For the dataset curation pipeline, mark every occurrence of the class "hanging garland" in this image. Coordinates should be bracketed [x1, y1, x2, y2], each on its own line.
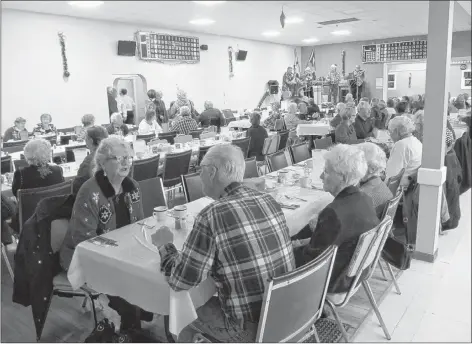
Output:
[341, 50, 346, 76]
[228, 46, 234, 78]
[58, 32, 70, 79]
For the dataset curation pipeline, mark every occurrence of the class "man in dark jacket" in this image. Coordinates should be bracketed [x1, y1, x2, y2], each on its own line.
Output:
[107, 87, 118, 118]
[454, 117, 471, 194]
[198, 101, 225, 131]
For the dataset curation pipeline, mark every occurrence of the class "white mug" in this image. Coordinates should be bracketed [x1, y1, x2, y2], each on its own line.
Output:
[153, 206, 168, 222]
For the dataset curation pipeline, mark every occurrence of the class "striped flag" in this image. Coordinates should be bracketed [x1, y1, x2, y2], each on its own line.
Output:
[294, 48, 300, 76]
[307, 47, 316, 71]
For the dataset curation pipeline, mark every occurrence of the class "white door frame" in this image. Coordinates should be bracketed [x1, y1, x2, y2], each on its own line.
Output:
[382, 61, 427, 99]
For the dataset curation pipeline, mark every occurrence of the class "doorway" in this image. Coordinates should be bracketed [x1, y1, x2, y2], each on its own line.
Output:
[111, 74, 147, 125]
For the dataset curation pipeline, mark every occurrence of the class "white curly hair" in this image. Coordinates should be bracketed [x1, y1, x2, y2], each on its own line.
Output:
[324, 144, 368, 187]
[357, 142, 387, 178]
[24, 139, 52, 166]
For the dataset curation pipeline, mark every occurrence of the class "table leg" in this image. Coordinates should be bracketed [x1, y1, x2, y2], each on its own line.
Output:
[164, 315, 175, 342]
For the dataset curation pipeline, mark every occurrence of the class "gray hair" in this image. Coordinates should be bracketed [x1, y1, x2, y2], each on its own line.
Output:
[94, 137, 131, 173]
[357, 101, 371, 117]
[110, 112, 123, 125]
[202, 144, 245, 183]
[40, 113, 52, 122]
[287, 102, 298, 114]
[24, 138, 51, 166]
[336, 102, 346, 113]
[357, 142, 387, 178]
[180, 106, 191, 116]
[388, 116, 415, 137]
[204, 101, 213, 109]
[324, 144, 367, 187]
[345, 93, 353, 102]
[81, 114, 95, 127]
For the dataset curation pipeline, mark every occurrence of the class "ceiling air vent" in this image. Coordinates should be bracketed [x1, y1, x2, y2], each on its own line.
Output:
[318, 18, 360, 26]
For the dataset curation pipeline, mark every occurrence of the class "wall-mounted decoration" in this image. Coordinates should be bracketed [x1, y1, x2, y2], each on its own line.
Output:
[228, 46, 234, 78]
[387, 73, 396, 90]
[460, 64, 467, 70]
[341, 50, 346, 76]
[408, 73, 412, 88]
[280, 6, 286, 28]
[362, 39, 427, 64]
[136, 31, 200, 64]
[57, 32, 70, 80]
[461, 70, 471, 89]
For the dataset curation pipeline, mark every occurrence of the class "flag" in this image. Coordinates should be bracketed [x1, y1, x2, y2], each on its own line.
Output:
[307, 47, 316, 71]
[294, 48, 300, 76]
[280, 8, 286, 28]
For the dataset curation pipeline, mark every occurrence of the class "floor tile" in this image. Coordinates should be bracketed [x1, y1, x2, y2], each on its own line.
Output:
[412, 313, 471, 342]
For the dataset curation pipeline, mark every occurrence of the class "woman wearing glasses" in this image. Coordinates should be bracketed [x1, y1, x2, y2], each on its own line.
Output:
[60, 137, 152, 336]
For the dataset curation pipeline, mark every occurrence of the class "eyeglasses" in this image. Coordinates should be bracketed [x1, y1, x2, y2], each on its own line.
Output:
[108, 155, 133, 164]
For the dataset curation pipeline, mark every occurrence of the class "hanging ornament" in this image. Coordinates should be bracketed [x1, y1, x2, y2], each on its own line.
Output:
[341, 50, 346, 76]
[228, 46, 234, 78]
[280, 6, 286, 28]
[58, 32, 70, 80]
[408, 73, 412, 88]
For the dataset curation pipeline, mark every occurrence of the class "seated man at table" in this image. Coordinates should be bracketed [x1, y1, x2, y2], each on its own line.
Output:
[292, 144, 379, 293]
[198, 101, 225, 129]
[107, 113, 129, 136]
[247, 112, 268, 162]
[153, 144, 295, 342]
[354, 101, 377, 140]
[60, 137, 153, 334]
[170, 105, 199, 135]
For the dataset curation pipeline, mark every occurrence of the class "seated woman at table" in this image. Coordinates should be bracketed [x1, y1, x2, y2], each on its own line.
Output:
[3, 117, 29, 141]
[247, 112, 268, 162]
[293, 144, 379, 293]
[284, 102, 311, 131]
[60, 137, 153, 333]
[307, 98, 320, 119]
[72, 125, 109, 195]
[170, 106, 199, 135]
[357, 142, 393, 218]
[106, 113, 129, 136]
[385, 116, 422, 187]
[32, 113, 57, 136]
[330, 102, 347, 128]
[138, 110, 162, 135]
[76, 114, 95, 142]
[262, 105, 281, 130]
[298, 102, 308, 120]
[334, 108, 363, 144]
[11, 138, 64, 198]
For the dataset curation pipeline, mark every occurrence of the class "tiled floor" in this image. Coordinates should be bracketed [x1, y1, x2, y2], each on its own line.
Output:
[354, 190, 471, 343]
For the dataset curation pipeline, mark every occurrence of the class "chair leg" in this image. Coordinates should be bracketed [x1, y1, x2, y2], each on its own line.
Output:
[362, 281, 391, 340]
[1, 243, 14, 282]
[385, 262, 402, 295]
[324, 299, 349, 342]
[378, 260, 388, 281]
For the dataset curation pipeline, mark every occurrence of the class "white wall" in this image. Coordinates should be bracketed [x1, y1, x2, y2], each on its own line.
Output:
[1, 10, 299, 131]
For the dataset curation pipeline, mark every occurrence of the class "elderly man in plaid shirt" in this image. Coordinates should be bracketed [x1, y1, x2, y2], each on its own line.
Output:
[170, 105, 199, 135]
[152, 144, 295, 342]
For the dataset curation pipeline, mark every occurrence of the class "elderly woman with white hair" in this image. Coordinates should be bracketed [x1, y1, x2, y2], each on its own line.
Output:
[11, 139, 64, 198]
[354, 100, 377, 139]
[357, 142, 394, 218]
[170, 105, 199, 135]
[284, 102, 311, 131]
[330, 102, 347, 128]
[386, 116, 422, 187]
[153, 144, 294, 342]
[32, 113, 57, 135]
[294, 144, 379, 293]
[106, 112, 129, 136]
[60, 137, 153, 334]
[77, 114, 95, 141]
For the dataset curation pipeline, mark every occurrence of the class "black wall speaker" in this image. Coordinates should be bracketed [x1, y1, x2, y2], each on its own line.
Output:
[236, 50, 247, 61]
[268, 80, 279, 94]
[200, 45, 208, 51]
[117, 40, 136, 56]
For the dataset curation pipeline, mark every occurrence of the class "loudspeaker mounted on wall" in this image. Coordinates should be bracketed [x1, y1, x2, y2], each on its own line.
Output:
[117, 40, 137, 56]
[200, 45, 208, 51]
[236, 50, 247, 61]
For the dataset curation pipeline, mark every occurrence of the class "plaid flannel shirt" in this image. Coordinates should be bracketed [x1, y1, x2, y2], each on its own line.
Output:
[159, 182, 295, 323]
[170, 116, 198, 135]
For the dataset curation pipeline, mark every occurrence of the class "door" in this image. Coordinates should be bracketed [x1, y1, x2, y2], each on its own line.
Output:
[112, 75, 147, 125]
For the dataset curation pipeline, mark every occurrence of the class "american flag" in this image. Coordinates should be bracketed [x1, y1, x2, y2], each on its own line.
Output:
[307, 47, 316, 71]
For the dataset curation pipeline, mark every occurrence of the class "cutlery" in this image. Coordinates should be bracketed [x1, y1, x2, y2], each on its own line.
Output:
[285, 195, 307, 202]
[277, 202, 300, 210]
[311, 185, 324, 191]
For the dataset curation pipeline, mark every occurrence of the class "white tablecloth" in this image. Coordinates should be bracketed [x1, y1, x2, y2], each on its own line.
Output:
[296, 123, 331, 136]
[67, 154, 333, 337]
[228, 119, 251, 129]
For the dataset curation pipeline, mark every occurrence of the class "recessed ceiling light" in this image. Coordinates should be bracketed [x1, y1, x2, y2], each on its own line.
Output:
[193, 1, 226, 5]
[262, 31, 280, 37]
[331, 30, 351, 36]
[68, 1, 104, 8]
[285, 17, 304, 24]
[302, 38, 319, 43]
[189, 18, 215, 25]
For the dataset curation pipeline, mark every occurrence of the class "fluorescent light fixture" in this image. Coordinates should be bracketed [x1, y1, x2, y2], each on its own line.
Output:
[193, 1, 226, 5]
[189, 18, 215, 25]
[262, 31, 280, 37]
[68, 1, 104, 8]
[331, 30, 351, 36]
[302, 38, 319, 43]
[285, 17, 304, 24]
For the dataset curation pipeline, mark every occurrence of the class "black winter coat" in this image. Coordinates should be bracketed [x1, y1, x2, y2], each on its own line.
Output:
[442, 149, 462, 230]
[13, 194, 75, 339]
[454, 132, 471, 194]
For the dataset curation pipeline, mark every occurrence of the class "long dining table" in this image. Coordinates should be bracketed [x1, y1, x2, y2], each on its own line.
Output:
[67, 151, 332, 339]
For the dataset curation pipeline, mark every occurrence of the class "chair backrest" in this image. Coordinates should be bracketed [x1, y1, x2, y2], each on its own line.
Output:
[158, 131, 178, 144]
[256, 246, 338, 343]
[232, 137, 251, 158]
[381, 191, 403, 223]
[137, 177, 167, 218]
[58, 127, 75, 134]
[244, 157, 259, 179]
[65, 145, 87, 163]
[148, 139, 169, 146]
[290, 142, 311, 165]
[181, 172, 205, 203]
[262, 135, 280, 156]
[386, 168, 405, 196]
[189, 129, 204, 139]
[314, 136, 333, 150]
[277, 130, 290, 151]
[18, 180, 73, 233]
[266, 150, 289, 172]
[274, 119, 285, 131]
[198, 145, 212, 166]
[2, 141, 27, 154]
[162, 150, 192, 188]
[13, 159, 28, 172]
[200, 132, 217, 140]
[174, 134, 193, 144]
[130, 155, 160, 182]
[136, 133, 156, 143]
[222, 109, 235, 125]
[51, 218, 70, 253]
[1, 156, 12, 174]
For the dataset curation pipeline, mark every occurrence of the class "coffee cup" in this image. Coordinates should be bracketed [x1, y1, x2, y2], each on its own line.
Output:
[153, 206, 168, 222]
[175, 143, 182, 150]
[300, 176, 311, 188]
[277, 171, 289, 184]
[173, 205, 188, 230]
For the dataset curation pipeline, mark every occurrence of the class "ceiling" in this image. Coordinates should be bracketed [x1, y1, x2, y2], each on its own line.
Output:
[2, 1, 471, 46]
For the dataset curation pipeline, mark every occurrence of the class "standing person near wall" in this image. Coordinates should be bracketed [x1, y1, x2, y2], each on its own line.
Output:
[107, 87, 118, 119]
[117, 89, 136, 125]
[326, 64, 341, 105]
